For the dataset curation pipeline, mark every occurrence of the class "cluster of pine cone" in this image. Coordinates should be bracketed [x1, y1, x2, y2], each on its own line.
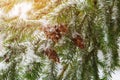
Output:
[42, 24, 85, 63]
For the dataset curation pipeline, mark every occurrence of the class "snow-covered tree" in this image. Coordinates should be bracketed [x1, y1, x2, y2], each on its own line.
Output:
[0, 0, 120, 80]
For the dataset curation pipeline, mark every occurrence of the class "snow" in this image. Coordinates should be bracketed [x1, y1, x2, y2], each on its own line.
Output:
[112, 69, 120, 80]
[0, 0, 120, 80]
[8, 2, 32, 19]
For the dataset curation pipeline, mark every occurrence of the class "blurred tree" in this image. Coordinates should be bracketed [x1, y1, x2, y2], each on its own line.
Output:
[0, 0, 120, 80]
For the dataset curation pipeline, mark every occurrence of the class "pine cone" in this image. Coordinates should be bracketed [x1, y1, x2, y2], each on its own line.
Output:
[72, 35, 85, 49]
[43, 24, 68, 43]
[58, 24, 68, 35]
[44, 48, 60, 63]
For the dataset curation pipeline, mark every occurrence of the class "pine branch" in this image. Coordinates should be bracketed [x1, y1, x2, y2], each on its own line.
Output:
[24, 62, 42, 80]
[57, 64, 69, 80]
[0, 0, 120, 80]
[49, 61, 56, 80]
[0, 61, 18, 80]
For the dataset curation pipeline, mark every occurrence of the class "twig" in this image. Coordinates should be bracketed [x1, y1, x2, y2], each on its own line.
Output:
[57, 64, 69, 80]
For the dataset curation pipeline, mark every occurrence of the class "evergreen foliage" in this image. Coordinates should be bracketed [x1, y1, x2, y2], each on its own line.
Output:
[0, 0, 120, 80]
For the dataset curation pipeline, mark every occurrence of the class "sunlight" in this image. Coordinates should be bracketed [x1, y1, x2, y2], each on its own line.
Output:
[0, 9, 4, 18]
[8, 2, 32, 19]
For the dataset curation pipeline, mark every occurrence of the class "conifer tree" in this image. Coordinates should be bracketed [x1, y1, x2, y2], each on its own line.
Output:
[0, 0, 120, 80]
